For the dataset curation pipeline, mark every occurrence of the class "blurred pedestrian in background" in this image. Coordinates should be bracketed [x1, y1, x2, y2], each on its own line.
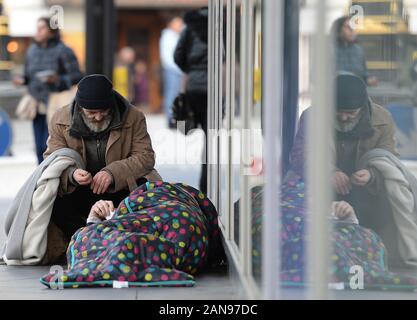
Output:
[13, 16, 83, 164]
[332, 16, 379, 87]
[174, 7, 208, 194]
[134, 59, 149, 108]
[160, 16, 184, 126]
[113, 46, 136, 103]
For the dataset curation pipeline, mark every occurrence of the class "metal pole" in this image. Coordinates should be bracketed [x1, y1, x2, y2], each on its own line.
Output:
[86, 0, 115, 78]
[307, 0, 333, 300]
[262, 0, 284, 300]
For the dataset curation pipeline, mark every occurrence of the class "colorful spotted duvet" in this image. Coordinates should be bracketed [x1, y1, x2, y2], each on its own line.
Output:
[251, 176, 417, 291]
[40, 181, 221, 288]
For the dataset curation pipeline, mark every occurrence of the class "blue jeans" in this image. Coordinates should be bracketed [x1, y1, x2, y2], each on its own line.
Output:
[33, 113, 48, 164]
[162, 68, 182, 122]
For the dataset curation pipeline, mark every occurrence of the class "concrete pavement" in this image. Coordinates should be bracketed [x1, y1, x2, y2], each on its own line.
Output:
[0, 113, 237, 300]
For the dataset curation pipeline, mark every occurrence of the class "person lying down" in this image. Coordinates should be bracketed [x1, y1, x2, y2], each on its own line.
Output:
[40, 181, 222, 288]
[250, 178, 417, 291]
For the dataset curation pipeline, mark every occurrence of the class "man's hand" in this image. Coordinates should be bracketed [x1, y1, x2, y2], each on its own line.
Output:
[91, 171, 113, 194]
[351, 169, 371, 186]
[89, 200, 114, 220]
[332, 201, 355, 220]
[332, 171, 352, 195]
[73, 169, 92, 186]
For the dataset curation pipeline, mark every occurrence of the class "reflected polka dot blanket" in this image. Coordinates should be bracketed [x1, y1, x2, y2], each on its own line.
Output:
[251, 177, 417, 291]
[40, 181, 220, 288]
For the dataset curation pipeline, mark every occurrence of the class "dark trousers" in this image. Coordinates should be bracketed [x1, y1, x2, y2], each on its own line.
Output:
[33, 113, 49, 164]
[187, 92, 208, 194]
[51, 186, 130, 240]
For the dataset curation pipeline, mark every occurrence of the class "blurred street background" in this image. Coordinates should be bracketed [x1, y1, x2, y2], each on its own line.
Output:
[0, 0, 225, 299]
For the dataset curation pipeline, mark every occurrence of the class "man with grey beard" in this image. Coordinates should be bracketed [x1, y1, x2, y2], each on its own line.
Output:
[332, 73, 398, 200]
[289, 73, 398, 242]
[44, 74, 161, 244]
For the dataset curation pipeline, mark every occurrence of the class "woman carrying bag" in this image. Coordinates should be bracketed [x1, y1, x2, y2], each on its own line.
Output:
[14, 16, 83, 164]
[174, 7, 209, 194]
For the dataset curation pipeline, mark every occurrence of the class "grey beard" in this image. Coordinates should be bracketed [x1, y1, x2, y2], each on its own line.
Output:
[335, 115, 361, 133]
[81, 112, 112, 133]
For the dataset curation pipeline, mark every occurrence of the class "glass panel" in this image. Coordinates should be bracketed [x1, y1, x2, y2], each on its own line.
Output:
[249, 0, 264, 287]
[218, 0, 228, 228]
[292, 0, 417, 299]
[232, 0, 243, 248]
[340, 0, 417, 296]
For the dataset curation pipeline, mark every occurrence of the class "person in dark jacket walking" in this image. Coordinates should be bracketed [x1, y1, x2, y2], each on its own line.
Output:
[174, 7, 209, 194]
[332, 16, 378, 87]
[14, 16, 83, 164]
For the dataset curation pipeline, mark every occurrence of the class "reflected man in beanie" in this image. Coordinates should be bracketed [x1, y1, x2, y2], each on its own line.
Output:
[289, 73, 399, 256]
[44, 74, 161, 241]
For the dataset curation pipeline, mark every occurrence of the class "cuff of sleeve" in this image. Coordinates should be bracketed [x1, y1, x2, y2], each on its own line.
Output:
[86, 216, 102, 225]
[68, 167, 79, 186]
[366, 167, 375, 185]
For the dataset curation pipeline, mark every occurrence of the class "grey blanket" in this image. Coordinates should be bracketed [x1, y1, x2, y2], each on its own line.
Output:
[1, 148, 84, 264]
[359, 148, 417, 268]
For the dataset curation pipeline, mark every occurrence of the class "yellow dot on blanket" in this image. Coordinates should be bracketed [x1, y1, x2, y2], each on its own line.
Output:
[194, 249, 199, 256]
[138, 197, 144, 203]
[82, 268, 89, 275]
[145, 273, 152, 281]
[176, 258, 181, 265]
[153, 216, 160, 221]
[122, 265, 131, 273]
[182, 212, 189, 217]
[147, 193, 154, 197]
[179, 242, 186, 248]
[103, 273, 110, 279]
[393, 277, 401, 284]
[118, 253, 126, 260]
[127, 243, 133, 250]
[81, 251, 87, 258]
[198, 192, 204, 199]
[61, 275, 68, 282]
[196, 227, 201, 234]
[161, 253, 167, 260]
[172, 223, 179, 229]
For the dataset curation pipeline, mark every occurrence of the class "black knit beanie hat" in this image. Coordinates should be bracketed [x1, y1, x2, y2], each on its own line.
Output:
[75, 74, 114, 110]
[336, 73, 368, 111]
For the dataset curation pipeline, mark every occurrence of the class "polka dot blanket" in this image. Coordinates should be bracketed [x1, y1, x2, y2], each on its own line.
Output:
[40, 181, 220, 288]
[251, 177, 417, 291]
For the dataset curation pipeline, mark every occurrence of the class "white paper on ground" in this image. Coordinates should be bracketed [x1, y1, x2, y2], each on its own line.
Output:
[113, 281, 129, 288]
